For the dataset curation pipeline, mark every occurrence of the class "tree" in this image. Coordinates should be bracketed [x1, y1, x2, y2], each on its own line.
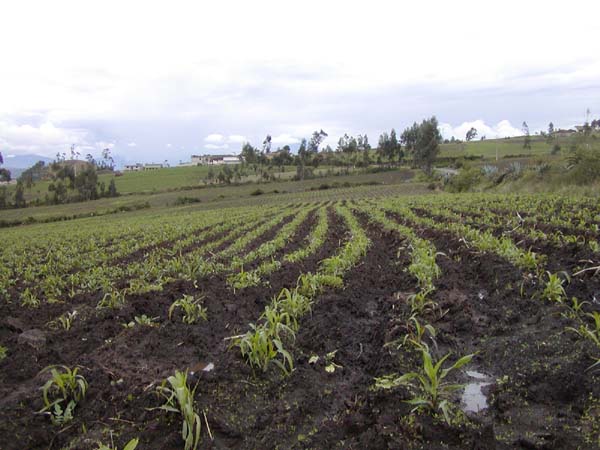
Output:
[308, 129, 328, 153]
[548, 122, 554, 135]
[0, 186, 7, 209]
[241, 142, 258, 164]
[413, 116, 442, 176]
[74, 166, 99, 200]
[401, 122, 420, 154]
[107, 179, 118, 197]
[14, 180, 26, 208]
[522, 121, 532, 151]
[465, 127, 478, 141]
[0, 168, 11, 183]
[101, 148, 115, 170]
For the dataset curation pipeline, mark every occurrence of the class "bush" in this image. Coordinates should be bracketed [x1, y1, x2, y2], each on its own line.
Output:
[250, 189, 264, 196]
[445, 167, 482, 193]
[174, 196, 201, 205]
[565, 148, 600, 184]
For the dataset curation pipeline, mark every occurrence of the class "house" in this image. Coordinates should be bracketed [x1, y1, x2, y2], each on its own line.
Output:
[143, 163, 164, 170]
[191, 154, 241, 165]
[124, 163, 143, 172]
[123, 163, 164, 171]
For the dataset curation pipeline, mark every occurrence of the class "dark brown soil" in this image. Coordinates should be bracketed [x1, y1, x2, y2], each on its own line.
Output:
[0, 207, 599, 450]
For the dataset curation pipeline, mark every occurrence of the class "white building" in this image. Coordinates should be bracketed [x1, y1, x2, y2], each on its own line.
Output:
[191, 154, 241, 165]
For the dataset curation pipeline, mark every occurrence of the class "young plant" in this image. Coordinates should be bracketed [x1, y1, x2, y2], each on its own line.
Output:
[20, 287, 40, 308]
[227, 267, 261, 291]
[124, 314, 160, 328]
[155, 371, 202, 450]
[400, 315, 437, 351]
[169, 295, 207, 324]
[97, 437, 139, 450]
[98, 288, 127, 309]
[406, 290, 436, 315]
[542, 271, 569, 303]
[234, 323, 294, 375]
[0, 345, 7, 361]
[39, 365, 88, 426]
[52, 310, 77, 331]
[568, 311, 600, 368]
[375, 349, 473, 424]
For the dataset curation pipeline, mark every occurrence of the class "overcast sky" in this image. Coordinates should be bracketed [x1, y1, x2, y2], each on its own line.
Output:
[1, 0, 599, 165]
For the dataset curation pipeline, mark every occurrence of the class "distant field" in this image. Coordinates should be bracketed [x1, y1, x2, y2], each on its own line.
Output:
[0, 169, 417, 225]
[438, 134, 578, 159]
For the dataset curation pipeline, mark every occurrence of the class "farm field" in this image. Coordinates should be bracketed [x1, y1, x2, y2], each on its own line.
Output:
[0, 170, 417, 227]
[1, 193, 599, 449]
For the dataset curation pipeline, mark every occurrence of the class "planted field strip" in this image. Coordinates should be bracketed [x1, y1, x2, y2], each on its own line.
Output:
[231, 203, 370, 375]
[226, 207, 320, 289]
[382, 200, 541, 273]
[354, 201, 440, 293]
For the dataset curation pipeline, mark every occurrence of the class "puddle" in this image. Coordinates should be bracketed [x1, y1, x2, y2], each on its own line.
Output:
[461, 370, 492, 414]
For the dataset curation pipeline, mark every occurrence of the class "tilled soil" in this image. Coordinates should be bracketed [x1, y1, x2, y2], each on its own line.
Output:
[0, 209, 599, 449]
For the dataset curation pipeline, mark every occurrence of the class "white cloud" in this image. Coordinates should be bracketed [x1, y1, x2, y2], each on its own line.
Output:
[440, 119, 522, 140]
[271, 133, 300, 145]
[0, 120, 88, 157]
[227, 135, 246, 143]
[204, 143, 229, 150]
[127, 141, 137, 147]
[204, 134, 224, 143]
[166, 143, 172, 148]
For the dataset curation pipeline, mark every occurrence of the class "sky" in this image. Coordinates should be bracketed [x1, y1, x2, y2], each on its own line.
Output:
[1, 0, 599, 166]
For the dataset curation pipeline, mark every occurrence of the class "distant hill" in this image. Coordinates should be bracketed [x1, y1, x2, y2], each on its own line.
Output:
[1, 154, 53, 178]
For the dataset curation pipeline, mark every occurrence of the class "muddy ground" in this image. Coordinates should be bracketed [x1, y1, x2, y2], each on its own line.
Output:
[0, 206, 599, 449]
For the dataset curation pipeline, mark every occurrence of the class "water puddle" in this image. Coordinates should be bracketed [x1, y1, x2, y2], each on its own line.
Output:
[462, 370, 492, 413]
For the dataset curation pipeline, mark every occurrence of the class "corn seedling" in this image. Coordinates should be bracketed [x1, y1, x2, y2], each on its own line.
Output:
[542, 271, 569, 303]
[39, 365, 88, 426]
[98, 288, 127, 309]
[406, 290, 436, 315]
[169, 295, 207, 324]
[155, 371, 202, 450]
[97, 437, 139, 450]
[374, 349, 474, 424]
[51, 310, 77, 331]
[20, 287, 40, 308]
[124, 314, 160, 328]
[399, 315, 437, 351]
[0, 345, 7, 361]
[227, 267, 261, 291]
[234, 323, 294, 375]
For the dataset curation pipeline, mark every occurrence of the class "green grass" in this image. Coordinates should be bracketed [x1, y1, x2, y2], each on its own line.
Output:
[0, 169, 424, 226]
[439, 134, 573, 159]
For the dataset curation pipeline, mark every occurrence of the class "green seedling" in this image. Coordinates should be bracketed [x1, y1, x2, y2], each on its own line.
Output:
[0, 345, 7, 361]
[233, 323, 294, 375]
[39, 365, 88, 426]
[169, 295, 207, 324]
[542, 271, 569, 303]
[155, 371, 202, 450]
[375, 349, 474, 424]
[97, 437, 139, 450]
